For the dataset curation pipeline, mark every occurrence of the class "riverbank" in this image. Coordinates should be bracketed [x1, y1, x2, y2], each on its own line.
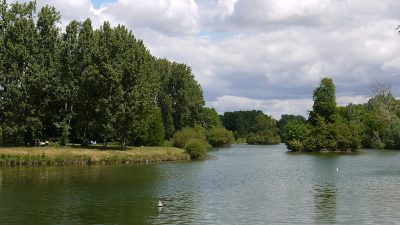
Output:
[0, 146, 190, 166]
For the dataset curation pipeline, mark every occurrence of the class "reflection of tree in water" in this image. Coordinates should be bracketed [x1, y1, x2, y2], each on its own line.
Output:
[313, 184, 337, 224]
[0, 165, 161, 225]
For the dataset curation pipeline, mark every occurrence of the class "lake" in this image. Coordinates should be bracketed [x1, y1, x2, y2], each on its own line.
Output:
[1, 144, 400, 224]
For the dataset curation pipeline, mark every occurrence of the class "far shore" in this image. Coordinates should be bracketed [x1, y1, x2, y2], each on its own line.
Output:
[0, 145, 190, 166]
[287, 149, 359, 154]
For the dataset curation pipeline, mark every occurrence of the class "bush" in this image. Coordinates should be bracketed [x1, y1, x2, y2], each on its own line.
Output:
[184, 139, 208, 159]
[283, 120, 309, 143]
[247, 131, 281, 145]
[286, 140, 304, 151]
[207, 128, 234, 147]
[172, 127, 206, 148]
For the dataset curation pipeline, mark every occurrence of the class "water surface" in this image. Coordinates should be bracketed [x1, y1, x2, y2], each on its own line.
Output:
[1, 144, 400, 224]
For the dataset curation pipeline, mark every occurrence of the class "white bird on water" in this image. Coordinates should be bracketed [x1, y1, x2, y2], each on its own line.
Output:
[157, 201, 163, 207]
[336, 168, 339, 172]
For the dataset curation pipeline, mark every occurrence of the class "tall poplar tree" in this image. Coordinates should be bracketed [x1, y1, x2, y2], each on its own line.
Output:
[36, 5, 61, 142]
[0, 1, 38, 145]
[309, 77, 337, 124]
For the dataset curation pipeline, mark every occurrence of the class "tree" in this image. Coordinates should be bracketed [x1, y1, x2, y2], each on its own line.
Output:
[170, 63, 205, 130]
[309, 77, 337, 124]
[277, 114, 306, 131]
[72, 19, 97, 144]
[156, 59, 175, 138]
[157, 59, 207, 138]
[0, 1, 38, 145]
[56, 19, 80, 145]
[0, 0, 212, 149]
[283, 120, 309, 151]
[144, 108, 165, 146]
[284, 78, 361, 152]
[221, 110, 268, 137]
[200, 107, 221, 130]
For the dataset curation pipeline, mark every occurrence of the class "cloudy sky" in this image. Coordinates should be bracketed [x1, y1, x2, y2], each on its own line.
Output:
[14, 0, 400, 119]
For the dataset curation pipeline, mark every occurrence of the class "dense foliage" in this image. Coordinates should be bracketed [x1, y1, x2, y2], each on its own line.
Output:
[309, 78, 336, 124]
[221, 110, 281, 144]
[172, 127, 206, 149]
[336, 84, 400, 150]
[184, 139, 208, 160]
[0, 1, 217, 149]
[207, 127, 234, 147]
[247, 131, 281, 145]
[277, 114, 306, 137]
[172, 127, 209, 159]
[283, 78, 362, 152]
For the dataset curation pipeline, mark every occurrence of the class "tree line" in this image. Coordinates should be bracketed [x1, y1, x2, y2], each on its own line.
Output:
[221, 110, 281, 145]
[0, 1, 221, 149]
[221, 78, 400, 152]
[283, 78, 400, 152]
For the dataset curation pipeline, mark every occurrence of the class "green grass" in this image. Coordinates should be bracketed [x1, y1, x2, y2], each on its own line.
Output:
[0, 145, 190, 166]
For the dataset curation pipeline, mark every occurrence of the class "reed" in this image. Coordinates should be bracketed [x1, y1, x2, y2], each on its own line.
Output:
[0, 146, 190, 166]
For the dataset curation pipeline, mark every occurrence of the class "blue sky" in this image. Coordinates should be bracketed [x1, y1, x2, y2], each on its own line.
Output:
[90, 0, 114, 8]
[13, 0, 400, 118]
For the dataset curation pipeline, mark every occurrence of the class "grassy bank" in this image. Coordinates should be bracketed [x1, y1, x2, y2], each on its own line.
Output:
[0, 146, 190, 166]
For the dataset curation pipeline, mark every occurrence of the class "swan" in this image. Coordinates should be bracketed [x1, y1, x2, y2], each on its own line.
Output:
[157, 201, 163, 207]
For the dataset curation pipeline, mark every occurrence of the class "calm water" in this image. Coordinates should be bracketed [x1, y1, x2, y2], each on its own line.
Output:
[1, 144, 400, 224]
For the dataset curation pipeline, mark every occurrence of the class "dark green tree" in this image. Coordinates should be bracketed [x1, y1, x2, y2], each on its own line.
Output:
[73, 19, 97, 144]
[157, 59, 207, 138]
[221, 110, 267, 137]
[277, 114, 306, 132]
[200, 107, 221, 130]
[309, 77, 337, 124]
[0, 1, 215, 149]
[0, 1, 38, 145]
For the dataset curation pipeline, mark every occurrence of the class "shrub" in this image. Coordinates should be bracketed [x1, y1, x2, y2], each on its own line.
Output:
[172, 127, 206, 148]
[286, 140, 304, 151]
[207, 128, 234, 147]
[283, 120, 309, 143]
[184, 139, 208, 159]
[247, 131, 281, 145]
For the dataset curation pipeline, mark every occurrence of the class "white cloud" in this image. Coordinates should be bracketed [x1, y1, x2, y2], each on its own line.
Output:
[100, 0, 199, 35]
[217, 0, 238, 19]
[382, 57, 400, 72]
[337, 95, 369, 106]
[7, 0, 400, 118]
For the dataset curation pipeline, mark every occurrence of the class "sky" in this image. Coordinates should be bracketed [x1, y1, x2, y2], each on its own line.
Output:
[11, 0, 400, 119]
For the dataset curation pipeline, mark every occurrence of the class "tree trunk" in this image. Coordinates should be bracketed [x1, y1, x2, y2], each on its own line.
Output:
[83, 127, 87, 142]
[120, 137, 127, 149]
[60, 102, 69, 146]
[103, 135, 107, 148]
[2, 129, 5, 146]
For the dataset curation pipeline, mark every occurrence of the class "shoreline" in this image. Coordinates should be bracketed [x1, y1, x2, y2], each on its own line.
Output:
[0, 146, 190, 166]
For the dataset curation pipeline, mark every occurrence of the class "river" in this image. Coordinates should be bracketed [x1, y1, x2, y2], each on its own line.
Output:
[0, 144, 400, 224]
